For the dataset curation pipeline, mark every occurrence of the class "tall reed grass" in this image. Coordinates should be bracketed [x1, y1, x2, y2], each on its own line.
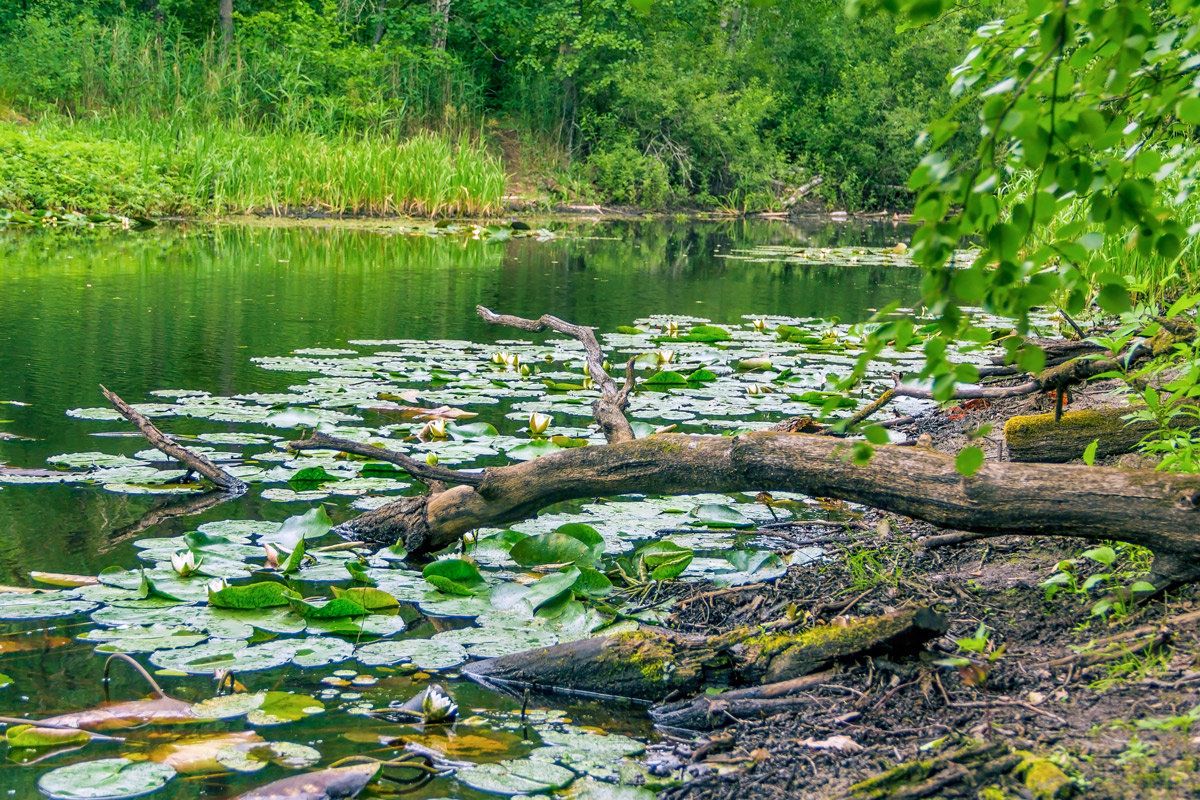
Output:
[0, 117, 506, 217]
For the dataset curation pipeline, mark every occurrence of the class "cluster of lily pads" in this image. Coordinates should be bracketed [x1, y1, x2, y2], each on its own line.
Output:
[0, 209, 155, 230]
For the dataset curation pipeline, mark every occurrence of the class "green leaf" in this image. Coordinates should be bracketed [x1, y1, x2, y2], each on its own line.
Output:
[287, 466, 336, 488]
[510, 532, 599, 568]
[208, 581, 293, 609]
[955, 446, 985, 477]
[644, 370, 689, 387]
[7, 723, 91, 748]
[285, 595, 369, 620]
[422, 559, 486, 595]
[688, 504, 753, 528]
[37, 758, 175, 800]
[1097, 284, 1132, 314]
[280, 539, 306, 574]
[1082, 439, 1099, 466]
[863, 425, 890, 445]
[1082, 546, 1117, 567]
[637, 542, 695, 581]
[331, 586, 399, 610]
[269, 507, 333, 549]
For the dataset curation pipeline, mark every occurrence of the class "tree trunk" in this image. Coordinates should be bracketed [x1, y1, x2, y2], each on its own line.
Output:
[463, 607, 947, 703]
[341, 429, 1200, 585]
[219, 0, 234, 60]
[372, 0, 388, 47]
[430, 0, 450, 50]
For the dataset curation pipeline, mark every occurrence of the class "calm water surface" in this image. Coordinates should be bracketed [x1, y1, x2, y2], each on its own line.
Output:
[0, 218, 919, 798]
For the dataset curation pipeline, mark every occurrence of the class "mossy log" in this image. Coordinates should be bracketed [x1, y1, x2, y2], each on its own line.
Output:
[463, 607, 947, 703]
[1004, 408, 1159, 463]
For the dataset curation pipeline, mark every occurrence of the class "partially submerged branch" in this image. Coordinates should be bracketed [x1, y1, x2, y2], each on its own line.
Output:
[477, 305, 636, 444]
[288, 430, 484, 488]
[100, 385, 246, 494]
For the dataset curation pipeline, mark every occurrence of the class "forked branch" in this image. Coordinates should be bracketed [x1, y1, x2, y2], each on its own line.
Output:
[288, 431, 484, 488]
[477, 305, 636, 443]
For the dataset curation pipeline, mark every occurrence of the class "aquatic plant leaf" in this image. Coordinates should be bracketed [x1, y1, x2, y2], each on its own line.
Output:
[524, 568, 580, 612]
[422, 559, 486, 595]
[37, 757, 176, 800]
[286, 595, 369, 620]
[355, 639, 467, 670]
[504, 438, 564, 461]
[149, 639, 297, 674]
[456, 758, 576, 795]
[5, 724, 91, 748]
[216, 741, 322, 773]
[148, 731, 264, 773]
[209, 582, 294, 610]
[643, 371, 689, 387]
[688, 504, 752, 528]
[330, 586, 399, 611]
[231, 763, 379, 800]
[247, 691, 327, 725]
[0, 591, 96, 620]
[266, 507, 333, 548]
[288, 638, 355, 669]
[637, 542, 694, 581]
[509, 532, 593, 568]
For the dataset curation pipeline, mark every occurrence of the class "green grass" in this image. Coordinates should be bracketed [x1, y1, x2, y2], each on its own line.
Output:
[0, 116, 506, 217]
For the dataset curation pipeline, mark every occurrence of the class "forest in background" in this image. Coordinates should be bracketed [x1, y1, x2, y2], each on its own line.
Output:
[0, 0, 999, 214]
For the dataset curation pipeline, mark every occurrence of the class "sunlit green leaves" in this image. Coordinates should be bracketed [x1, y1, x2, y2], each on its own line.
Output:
[38, 758, 175, 800]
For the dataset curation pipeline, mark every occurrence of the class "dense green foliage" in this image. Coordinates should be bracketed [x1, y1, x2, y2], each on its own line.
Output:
[849, 0, 1200, 473]
[0, 0, 992, 212]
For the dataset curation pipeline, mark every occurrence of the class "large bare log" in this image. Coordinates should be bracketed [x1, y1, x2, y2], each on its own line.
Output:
[463, 607, 946, 703]
[344, 427, 1200, 584]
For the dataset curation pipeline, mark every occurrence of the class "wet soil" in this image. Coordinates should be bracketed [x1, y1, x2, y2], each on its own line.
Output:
[647, 394, 1200, 800]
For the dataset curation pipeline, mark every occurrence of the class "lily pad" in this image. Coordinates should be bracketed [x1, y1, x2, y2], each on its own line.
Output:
[37, 758, 175, 800]
[456, 758, 576, 796]
[216, 741, 322, 773]
[355, 639, 467, 670]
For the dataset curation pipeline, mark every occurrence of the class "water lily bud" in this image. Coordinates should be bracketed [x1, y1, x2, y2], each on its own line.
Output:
[426, 452, 439, 466]
[529, 412, 552, 435]
[170, 550, 201, 577]
[263, 544, 281, 569]
[208, 578, 228, 594]
[503, 352, 520, 368]
[519, 364, 531, 376]
[491, 352, 504, 364]
[582, 377, 594, 389]
[665, 321, 679, 335]
[752, 318, 767, 331]
[656, 350, 675, 365]
[747, 384, 761, 396]
[420, 419, 448, 440]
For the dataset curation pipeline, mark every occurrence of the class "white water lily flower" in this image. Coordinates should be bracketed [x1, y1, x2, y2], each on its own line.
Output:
[170, 550, 202, 577]
[529, 412, 552, 435]
[208, 578, 228, 594]
[421, 685, 458, 723]
[664, 321, 679, 335]
[419, 419, 448, 440]
[752, 318, 767, 331]
[656, 350, 675, 365]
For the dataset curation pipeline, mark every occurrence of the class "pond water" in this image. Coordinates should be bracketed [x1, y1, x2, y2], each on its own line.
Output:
[0, 217, 921, 799]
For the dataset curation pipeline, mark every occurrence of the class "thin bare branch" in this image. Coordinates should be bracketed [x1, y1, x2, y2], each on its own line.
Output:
[288, 431, 484, 488]
[100, 385, 246, 493]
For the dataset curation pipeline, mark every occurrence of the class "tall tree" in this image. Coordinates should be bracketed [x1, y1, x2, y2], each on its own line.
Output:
[430, 0, 449, 50]
[219, 0, 234, 60]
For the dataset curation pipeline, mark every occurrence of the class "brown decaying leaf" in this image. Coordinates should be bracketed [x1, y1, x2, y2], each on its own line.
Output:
[232, 763, 380, 800]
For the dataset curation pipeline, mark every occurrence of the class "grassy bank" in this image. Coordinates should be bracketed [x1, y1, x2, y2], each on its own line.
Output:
[0, 115, 505, 218]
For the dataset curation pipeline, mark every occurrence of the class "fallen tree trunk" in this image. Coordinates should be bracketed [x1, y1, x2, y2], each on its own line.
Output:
[273, 306, 1200, 588]
[464, 607, 946, 703]
[649, 669, 839, 730]
[341, 428, 1200, 585]
[1004, 407, 1182, 463]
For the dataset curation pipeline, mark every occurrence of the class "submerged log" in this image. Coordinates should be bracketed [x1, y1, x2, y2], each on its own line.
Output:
[463, 607, 947, 703]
